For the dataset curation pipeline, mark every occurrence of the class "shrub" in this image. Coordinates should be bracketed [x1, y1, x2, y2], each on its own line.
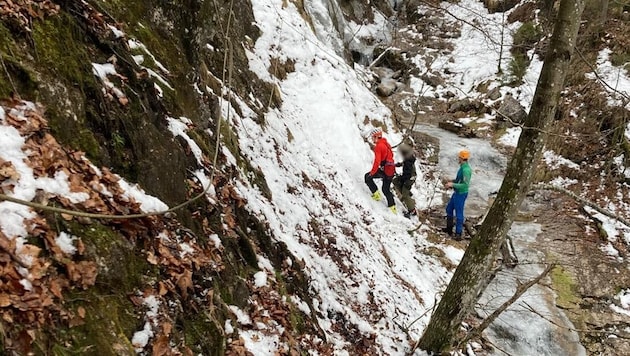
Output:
[508, 52, 529, 85]
[513, 21, 542, 52]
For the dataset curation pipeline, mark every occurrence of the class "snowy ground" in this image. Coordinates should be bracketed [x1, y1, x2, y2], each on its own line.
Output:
[3, 0, 630, 354]
[233, 0, 630, 354]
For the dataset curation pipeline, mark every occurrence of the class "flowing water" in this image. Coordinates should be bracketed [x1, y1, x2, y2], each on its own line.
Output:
[415, 123, 586, 356]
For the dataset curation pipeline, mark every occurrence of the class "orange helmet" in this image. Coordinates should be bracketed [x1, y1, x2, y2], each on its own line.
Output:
[370, 128, 383, 140]
[458, 149, 470, 160]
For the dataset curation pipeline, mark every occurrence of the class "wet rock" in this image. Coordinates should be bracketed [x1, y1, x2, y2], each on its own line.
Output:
[371, 66, 391, 80]
[371, 47, 414, 74]
[487, 86, 501, 100]
[447, 98, 471, 113]
[447, 98, 483, 113]
[420, 73, 444, 88]
[507, 1, 537, 23]
[439, 120, 477, 138]
[484, 0, 521, 13]
[376, 80, 398, 97]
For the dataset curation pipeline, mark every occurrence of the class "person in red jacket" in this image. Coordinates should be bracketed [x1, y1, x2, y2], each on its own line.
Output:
[364, 128, 397, 213]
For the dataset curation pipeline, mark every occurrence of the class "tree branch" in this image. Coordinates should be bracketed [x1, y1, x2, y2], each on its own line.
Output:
[533, 183, 630, 228]
[459, 263, 555, 345]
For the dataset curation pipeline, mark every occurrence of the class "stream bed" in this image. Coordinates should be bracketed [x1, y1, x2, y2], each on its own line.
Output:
[416, 123, 586, 355]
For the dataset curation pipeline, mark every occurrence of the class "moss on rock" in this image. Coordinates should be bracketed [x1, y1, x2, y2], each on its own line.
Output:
[551, 265, 580, 309]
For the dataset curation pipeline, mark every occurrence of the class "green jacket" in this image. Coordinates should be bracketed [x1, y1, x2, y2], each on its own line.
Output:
[452, 161, 472, 193]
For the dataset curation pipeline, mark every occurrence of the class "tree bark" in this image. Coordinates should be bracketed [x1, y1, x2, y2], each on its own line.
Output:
[417, 0, 587, 352]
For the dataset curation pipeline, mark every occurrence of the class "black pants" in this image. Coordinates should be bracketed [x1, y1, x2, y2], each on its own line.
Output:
[365, 171, 394, 207]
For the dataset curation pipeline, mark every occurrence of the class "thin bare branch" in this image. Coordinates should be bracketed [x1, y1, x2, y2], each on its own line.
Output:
[533, 183, 630, 228]
[459, 263, 555, 345]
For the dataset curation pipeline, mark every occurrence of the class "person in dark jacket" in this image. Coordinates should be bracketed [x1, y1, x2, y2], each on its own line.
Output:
[393, 143, 417, 219]
[364, 128, 397, 214]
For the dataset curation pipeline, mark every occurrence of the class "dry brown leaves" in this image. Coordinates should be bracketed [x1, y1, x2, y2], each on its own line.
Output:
[0, 157, 20, 181]
[224, 278, 333, 356]
[0, 0, 60, 33]
[0, 100, 225, 353]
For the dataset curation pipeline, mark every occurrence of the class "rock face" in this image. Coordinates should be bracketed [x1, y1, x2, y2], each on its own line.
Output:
[0, 1, 319, 354]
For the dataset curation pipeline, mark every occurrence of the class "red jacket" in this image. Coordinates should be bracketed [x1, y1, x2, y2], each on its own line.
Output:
[370, 138, 395, 177]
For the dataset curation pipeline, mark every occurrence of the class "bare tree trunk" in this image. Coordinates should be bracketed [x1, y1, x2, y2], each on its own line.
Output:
[417, 0, 587, 352]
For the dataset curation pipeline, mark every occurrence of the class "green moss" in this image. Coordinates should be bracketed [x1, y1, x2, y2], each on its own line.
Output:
[188, 129, 212, 154]
[214, 120, 272, 200]
[51, 292, 137, 356]
[274, 272, 306, 333]
[178, 309, 226, 356]
[610, 52, 630, 75]
[220, 118, 241, 161]
[0, 24, 39, 98]
[62, 220, 155, 291]
[47, 110, 102, 159]
[42, 220, 155, 354]
[610, 52, 630, 67]
[32, 15, 93, 86]
[550, 266, 580, 309]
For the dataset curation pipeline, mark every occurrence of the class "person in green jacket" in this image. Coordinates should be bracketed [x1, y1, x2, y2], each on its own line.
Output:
[442, 149, 472, 240]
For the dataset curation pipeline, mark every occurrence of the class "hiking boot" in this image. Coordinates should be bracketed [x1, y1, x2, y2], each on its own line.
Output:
[441, 216, 454, 235]
[371, 191, 381, 201]
[453, 233, 463, 241]
[403, 209, 417, 219]
[389, 206, 397, 214]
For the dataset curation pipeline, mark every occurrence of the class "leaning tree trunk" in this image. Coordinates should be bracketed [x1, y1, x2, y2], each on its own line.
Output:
[417, 0, 587, 352]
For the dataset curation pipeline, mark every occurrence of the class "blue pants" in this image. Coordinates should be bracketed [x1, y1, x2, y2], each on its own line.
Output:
[446, 192, 468, 235]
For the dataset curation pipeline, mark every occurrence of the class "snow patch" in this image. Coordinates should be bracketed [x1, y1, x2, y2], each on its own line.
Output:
[55, 232, 77, 255]
[544, 150, 579, 170]
[208, 234, 221, 248]
[254, 271, 268, 288]
[166, 116, 204, 164]
[117, 179, 169, 213]
[585, 49, 630, 110]
[498, 127, 522, 147]
[229, 305, 252, 325]
[549, 177, 578, 188]
[108, 25, 125, 38]
[241, 331, 283, 355]
[131, 322, 154, 351]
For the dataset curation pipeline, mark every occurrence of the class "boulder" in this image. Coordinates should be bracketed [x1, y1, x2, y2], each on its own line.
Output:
[439, 120, 477, 138]
[487, 86, 501, 100]
[376, 79, 398, 97]
[484, 0, 521, 13]
[420, 73, 444, 88]
[497, 94, 527, 124]
[447, 98, 483, 113]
